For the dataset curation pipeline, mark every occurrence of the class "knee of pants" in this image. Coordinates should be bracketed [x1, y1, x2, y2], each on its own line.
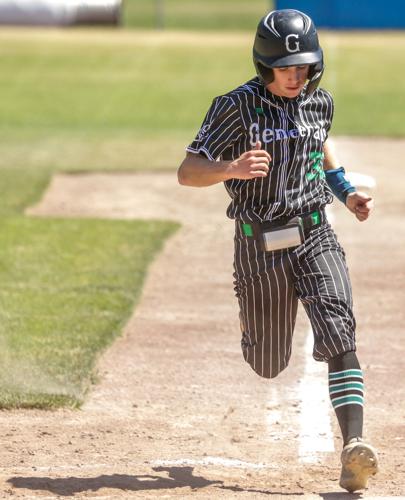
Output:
[241, 335, 289, 379]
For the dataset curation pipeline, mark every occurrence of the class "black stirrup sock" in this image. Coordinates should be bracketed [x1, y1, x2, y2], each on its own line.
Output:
[328, 351, 364, 446]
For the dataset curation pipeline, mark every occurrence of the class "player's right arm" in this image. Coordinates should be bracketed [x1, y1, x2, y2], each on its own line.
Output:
[177, 141, 271, 187]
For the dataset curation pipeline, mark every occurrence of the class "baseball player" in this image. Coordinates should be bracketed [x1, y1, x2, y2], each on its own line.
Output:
[178, 9, 378, 492]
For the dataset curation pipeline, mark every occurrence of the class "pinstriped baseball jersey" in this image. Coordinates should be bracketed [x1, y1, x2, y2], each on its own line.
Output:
[186, 77, 356, 379]
[187, 77, 334, 222]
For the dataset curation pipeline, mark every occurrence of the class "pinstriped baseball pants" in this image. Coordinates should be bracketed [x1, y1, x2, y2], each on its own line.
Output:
[233, 221, 356, 379]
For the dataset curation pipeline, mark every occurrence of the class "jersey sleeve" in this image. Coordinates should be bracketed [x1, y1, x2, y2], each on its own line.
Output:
[186, 95, 242, 161]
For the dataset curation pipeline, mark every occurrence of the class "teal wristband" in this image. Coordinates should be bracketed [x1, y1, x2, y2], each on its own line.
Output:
[325, 167, 356, 203]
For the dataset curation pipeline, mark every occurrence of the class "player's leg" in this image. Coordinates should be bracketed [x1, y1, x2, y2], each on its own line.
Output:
[291, 225, 356, 361]
[233, 223, 298, 379]
[328, 350, 378, 491]
[294, 231, 366, 443]
[328, 350, 363, 445]
[294, 233, 361, 443]
[292, 225, 378, 491]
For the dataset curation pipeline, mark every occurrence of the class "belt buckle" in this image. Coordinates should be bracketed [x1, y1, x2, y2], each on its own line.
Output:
[261, 216, 304, 252]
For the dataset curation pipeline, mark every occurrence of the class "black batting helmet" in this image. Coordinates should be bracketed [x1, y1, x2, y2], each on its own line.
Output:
[253, 9, 324, 95]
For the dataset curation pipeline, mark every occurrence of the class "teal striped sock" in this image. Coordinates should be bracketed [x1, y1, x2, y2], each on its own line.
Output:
[329, 368, 364, 410]
[329, 367, 364, 444]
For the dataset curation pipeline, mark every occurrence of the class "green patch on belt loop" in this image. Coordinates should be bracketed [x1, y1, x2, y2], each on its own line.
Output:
[255, 107, 264, 115]
[242, 223, 253, 237]
[311, 211, 320, 225]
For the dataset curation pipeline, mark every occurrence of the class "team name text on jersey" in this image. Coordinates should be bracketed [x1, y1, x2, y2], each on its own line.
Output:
[249, 122, 327, 146]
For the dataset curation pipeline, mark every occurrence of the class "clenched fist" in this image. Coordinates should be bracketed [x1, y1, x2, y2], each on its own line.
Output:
[227, 141, 272, 180]
[346, 191, 374, 222]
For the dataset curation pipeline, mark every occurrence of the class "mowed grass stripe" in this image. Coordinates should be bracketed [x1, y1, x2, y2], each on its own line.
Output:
[0, 30, 403, 140]
[122, 0, 271, 30]
[0, 216, 179, 408]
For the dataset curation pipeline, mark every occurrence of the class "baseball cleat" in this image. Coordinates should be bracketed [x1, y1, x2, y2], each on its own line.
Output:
[339, 437, 379, 492]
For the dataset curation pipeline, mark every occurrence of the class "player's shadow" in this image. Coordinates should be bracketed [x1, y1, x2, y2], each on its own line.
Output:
[7, 466, 306, 496]
[320, 494, 362, 499]
[7, 467, 221, 496]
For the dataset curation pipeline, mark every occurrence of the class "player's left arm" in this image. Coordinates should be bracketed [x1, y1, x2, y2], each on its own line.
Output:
[323, 139, 374, 222]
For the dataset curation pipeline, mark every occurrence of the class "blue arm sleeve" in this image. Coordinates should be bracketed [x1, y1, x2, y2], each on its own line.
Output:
[325, 167, 356, 203]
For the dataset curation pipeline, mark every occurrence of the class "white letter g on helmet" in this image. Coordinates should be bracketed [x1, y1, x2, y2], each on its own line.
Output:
[285, 34, 300, 53]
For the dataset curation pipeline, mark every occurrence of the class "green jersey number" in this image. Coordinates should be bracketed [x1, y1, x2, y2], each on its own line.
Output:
[306, 151, 325, 181]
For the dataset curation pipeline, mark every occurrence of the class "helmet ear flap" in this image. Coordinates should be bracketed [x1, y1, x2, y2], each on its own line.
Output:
[307, 61, 323, 79]
[306, 63, 324, 96]
[255, 61, 274, 85]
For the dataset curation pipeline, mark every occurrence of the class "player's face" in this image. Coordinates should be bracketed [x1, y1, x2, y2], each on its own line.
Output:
[267, 65, 310, 98]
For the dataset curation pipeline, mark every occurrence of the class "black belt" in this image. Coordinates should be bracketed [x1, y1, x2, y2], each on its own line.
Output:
[241, 208, 327, 240]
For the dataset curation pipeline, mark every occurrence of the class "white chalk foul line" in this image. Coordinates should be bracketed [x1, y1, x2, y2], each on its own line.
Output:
[296, 202, 341, 462]
[345, 171, 377, 190]
[298, 327, 335, 464]
[151, 457, 275, 470]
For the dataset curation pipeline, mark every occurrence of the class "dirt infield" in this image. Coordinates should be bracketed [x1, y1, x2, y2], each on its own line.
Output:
[1, 137, 404, 498]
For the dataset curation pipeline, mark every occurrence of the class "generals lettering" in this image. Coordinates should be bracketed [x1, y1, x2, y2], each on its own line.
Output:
[249, 122, 327, 146]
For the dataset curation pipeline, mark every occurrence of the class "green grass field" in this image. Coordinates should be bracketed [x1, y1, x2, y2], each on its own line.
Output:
[123, 0, 272, 30]
[0, 217, 177, 408]
[0, 27, 403, 408]
[0, 28, 403, 183]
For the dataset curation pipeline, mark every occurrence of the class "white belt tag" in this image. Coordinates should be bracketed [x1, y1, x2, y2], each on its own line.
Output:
[262, 225, 302, 252]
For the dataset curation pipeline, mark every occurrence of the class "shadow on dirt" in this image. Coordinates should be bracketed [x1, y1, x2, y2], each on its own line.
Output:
[7, 466, 307, 496]
[320, 493, 362, 499]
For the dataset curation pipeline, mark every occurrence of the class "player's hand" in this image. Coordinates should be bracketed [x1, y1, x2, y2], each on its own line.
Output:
[345, 191, 374, 222]
[227, 141, 271, 180]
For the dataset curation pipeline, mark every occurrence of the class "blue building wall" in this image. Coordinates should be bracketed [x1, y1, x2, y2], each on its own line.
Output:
[275, 0, 405, 29]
